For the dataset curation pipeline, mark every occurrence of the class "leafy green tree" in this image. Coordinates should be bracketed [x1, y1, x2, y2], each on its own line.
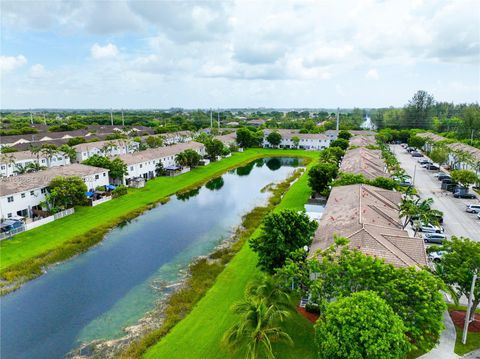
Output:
[286, 242, 446, 352]
[434, 237, 480, 321]
[82, 155, 127, 181]
[205, 139, 224, 161]
[407, 135, 426, 149]
[14, 163, 29, 175]
[222, 295, 292, 359]
[308, 163, 339, 194]
[155, 161, 166, 176]
[67, 137, 87, 146]
[266, 131, 282, 147]
[331, 173, 366, 187]
[236, 128, 263, 148]
[369, 176, 397, 190]
[429, 146, 449, 167]
[329, 138, 349, 150]
[250, 209, 318, 273]
[399, 197, 443, 233]
[175, 149, 202, 168]
[337, 130, 352, 140]
[291, 136, 300, 149]
[315, 291, 409, 359]
[319, 147, 345, 165]
[404, 90, 435, 129]
[145, 136, 163, 148]
[47, 176, 87, 210]
[451, 169, 478, 188]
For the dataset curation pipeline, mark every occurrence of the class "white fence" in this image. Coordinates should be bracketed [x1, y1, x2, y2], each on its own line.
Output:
[0, 208, 75, 240]
[91, 196, 112, 207]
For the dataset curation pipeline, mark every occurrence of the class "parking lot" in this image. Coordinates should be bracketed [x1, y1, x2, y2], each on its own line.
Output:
[392, 145, 480, 241]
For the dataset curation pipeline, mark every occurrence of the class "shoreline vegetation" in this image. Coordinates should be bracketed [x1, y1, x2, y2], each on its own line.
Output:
[140, 156, 318, 359]
[83, 167, 305, 359]
[0, 149, 316, 295]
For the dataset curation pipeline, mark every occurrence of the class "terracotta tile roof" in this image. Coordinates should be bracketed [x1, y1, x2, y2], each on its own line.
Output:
[349, 134, 377, 147]
[310, 184, 427, 268]
[340, 147, 389, 179]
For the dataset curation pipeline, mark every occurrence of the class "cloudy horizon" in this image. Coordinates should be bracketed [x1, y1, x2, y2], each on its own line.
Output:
[1, 0, 479, 109]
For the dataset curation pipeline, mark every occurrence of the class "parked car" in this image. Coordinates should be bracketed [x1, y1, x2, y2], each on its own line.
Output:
[426, 164, 440, 170]
[433, 172, 446, 178]
[428, 251, 447, 263]
[410, 213, 443, 224]
[453, 191, 477, 199]
[411, 152, 424, 157]
[415, 223, 444, 233]
[423, 233, 447, 244]
[418, 159, 431, 165]
[420, 162, 433, 168]
[478, 212, 480, 220]
[407, 147, 416, 152]
[466, 204, 480, 213]
[437, 174, 451, 181]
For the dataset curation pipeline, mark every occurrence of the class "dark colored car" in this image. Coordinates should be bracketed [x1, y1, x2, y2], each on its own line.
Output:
[453, 191, 477, 199]
[426, 164, 440, 170]
[411, 152, 423, 157]
[437, 174, 451, 181]
[410, 213, 443, 224]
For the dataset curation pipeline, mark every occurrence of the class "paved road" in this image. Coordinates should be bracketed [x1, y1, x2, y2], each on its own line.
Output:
[392, 145, 480, 241]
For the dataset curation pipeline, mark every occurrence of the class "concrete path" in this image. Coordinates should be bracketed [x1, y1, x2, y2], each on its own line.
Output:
[463, 349, 480, 358]
[420, 311, 460, 359]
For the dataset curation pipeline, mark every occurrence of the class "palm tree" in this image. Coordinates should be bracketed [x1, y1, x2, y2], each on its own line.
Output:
[1, 153, 16, 176]
[59, 144, 77, 163]
[40, 144, 58, 167]
[14, 163, 29, 175]
[245, 275, 291, 309]
[222, 296, 292, 359]
[29, 144, 42, 163]
[26, 162, 47, 173]
[400, 197, 443, 234]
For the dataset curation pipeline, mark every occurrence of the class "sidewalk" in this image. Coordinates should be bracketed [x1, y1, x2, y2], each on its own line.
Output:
[420, 311, 459, 359]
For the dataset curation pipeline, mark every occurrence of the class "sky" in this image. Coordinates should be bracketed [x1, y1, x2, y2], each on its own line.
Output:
[1, 0, 479, 109]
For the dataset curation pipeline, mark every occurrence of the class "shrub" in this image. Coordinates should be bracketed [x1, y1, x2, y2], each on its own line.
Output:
[112, 185, 128, 198]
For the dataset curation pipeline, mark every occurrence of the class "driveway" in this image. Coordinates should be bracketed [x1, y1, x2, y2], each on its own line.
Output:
[392, 145, 480, 241]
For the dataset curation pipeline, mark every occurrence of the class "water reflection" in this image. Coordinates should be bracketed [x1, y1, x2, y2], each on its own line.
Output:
[205, 177, 225, 191]
[265, 158, 281, 171]
[176, 187, 201, 201]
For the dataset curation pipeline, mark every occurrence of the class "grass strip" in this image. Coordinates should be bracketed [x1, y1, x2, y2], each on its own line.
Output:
[139, 160, 317, 359]
[0, 149, 317, 294]
[119, 168, 306, 358]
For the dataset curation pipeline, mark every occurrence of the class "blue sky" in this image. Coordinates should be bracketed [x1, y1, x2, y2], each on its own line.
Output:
[1, 0, 479, 109]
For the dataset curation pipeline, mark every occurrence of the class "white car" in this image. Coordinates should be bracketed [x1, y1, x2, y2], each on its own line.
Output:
[428, 251, 447, 263]
[422, 233, 447, 244]
[466, 204, 480, 213]
[433, 172, 446, 178]
[416, 223, 444, 233]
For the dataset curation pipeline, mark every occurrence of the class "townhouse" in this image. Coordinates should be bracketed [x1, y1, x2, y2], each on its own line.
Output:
[118, 141, 206, 184]
[262, 129, 331, 150]
[417, 132, 480, 172]
[0, 164, 109, 220]
[74, 139, 139, 162]
[0, 150, 70, 177]
[309, 184, 427, 268]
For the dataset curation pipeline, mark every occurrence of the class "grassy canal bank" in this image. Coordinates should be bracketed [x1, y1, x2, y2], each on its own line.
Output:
[138, 154, 317, 359]
[0, 149, 317, 293]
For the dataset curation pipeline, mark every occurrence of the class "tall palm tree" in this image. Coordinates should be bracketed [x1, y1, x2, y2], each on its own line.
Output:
[59, 144, 77, 163]
[26, 162, 47, 173]
[245, 275, 291, 309]
[400, 197, 443, 234]
[1, 153, 16, 176]
[222, 296, 292, 359]
[40, 144, 58, 167]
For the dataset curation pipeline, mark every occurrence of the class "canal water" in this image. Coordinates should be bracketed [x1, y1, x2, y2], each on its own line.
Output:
[1, 158, 301, 359]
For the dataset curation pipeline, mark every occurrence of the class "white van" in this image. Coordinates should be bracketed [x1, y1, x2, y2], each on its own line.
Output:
[466, 204, 480, 213]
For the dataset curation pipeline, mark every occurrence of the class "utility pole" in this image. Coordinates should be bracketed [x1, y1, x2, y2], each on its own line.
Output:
[110, 109, 113, 126]
[43, 113, 47, 125]
[217, 110, 220, 128]
[30, 111, 34, 125]
[336, 108, 340, 131]
[210, 109, 213, 128]
[462, 271, 478, 344]
[472, 129, 475, 142]
[122, 109, 125, 127]
[412, 164, 417, 186]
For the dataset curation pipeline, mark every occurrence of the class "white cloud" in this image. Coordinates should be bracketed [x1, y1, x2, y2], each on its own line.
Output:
[90, 43, 119, 59]
[29, 64, 48, 78]
[0, 55, 27, 72]
[365, 69, 379, 80]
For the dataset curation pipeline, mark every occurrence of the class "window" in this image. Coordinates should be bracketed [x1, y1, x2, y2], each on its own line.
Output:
[95, 174, 99, 180]
[41, 159, 46, 163]
[7, 196, 14, 203]
[140, 164, 143, 168]
[1, 166, 5, 170]
[103, 173, 106, 177]
[130, 166, 133, 171]
[21, 193, 26, 198]
[41, 188, 47, 194]
[7, 213, 12, 218]
[30, 190, 35, 196]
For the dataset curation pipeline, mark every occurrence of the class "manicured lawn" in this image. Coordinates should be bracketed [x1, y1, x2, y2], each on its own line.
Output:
[143, 160, 316, 359]
[454, 326, 480, 356]
[0, 148, 317, 273]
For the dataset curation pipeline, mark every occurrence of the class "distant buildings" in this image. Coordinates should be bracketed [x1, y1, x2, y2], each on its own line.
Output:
[73, 139, 139, 162]
[262, 129, 331, 150]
